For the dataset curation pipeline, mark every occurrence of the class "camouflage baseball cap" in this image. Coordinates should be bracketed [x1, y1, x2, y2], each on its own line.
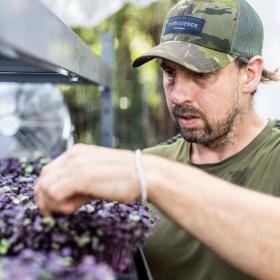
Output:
[132, 0, 264, 73]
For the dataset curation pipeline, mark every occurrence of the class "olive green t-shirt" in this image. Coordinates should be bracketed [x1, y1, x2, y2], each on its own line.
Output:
[143, 119, 280, 280]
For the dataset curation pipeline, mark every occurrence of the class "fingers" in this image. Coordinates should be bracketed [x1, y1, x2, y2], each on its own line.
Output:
[35, 145, 95, 215]
[37, 192, 92, 216]
[35, 151, 76, 215]
[35, 171, 84, 214]
[35, 160, 92, 216]
[35, 185, 51, 216]
[35, 146, 86, 203]
[48, 195, 91, 216]
[35, 144, 139, 216]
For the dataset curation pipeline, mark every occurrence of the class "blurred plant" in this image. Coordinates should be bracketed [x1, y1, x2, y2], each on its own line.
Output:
[62, 1, 178, 149]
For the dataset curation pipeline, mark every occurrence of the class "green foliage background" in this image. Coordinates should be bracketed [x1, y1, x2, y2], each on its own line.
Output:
[61, 1, 178, 149]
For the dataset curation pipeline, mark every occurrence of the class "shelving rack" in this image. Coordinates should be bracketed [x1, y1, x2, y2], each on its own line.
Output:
[0, 0, 113, 146]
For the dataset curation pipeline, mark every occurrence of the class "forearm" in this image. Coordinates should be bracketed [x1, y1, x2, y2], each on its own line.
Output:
[144, 155, 280, 280]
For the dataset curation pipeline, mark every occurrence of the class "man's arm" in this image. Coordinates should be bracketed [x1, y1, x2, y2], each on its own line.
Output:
[146, 156, 280, 280]
[35, 144, 280, 280]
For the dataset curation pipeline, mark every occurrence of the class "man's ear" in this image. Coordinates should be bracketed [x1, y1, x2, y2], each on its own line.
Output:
[241, 56, 264, 94]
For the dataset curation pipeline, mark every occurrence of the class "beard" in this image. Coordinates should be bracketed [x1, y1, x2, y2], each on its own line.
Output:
[171, 103, 240, 148]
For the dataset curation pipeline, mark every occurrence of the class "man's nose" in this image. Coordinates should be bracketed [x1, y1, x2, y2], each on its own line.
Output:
[170, 78, 197, 105]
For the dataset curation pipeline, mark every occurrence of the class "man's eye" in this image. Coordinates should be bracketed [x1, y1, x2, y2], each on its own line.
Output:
[163, 68, 175, 78]
[193, 72, 212, 80]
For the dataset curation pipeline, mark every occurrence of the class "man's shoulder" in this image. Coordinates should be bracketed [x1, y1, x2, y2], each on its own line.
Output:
[272, 119, 280, 133]
[143, 134, 184, 155]
[265, 119, 280, 156]
[143, 134, 189, 162]
[268, 119, 280, 143]
[250, 119, 280, 171]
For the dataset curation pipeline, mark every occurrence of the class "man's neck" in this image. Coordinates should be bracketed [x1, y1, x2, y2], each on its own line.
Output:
[190, 114, 268, 165]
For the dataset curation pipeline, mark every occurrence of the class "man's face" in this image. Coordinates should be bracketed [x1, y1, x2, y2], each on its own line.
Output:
[161, 59, 244, 147]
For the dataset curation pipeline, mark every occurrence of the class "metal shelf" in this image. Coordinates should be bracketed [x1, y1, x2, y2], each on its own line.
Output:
[0, 0, 112, 87]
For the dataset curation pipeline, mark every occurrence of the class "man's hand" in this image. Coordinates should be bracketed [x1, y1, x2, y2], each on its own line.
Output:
[35, 144, 141, 216]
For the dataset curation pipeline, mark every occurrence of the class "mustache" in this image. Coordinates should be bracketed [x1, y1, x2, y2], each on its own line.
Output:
[172, 104, 205, 119]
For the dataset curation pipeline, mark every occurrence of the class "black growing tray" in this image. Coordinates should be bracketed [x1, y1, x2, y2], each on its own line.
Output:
[117, 248, 153, 280]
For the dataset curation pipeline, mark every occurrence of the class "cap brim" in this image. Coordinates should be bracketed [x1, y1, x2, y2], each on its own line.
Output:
[132, 41, 237, 73]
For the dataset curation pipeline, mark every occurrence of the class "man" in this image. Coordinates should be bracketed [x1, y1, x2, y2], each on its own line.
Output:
[35, 0, 280, 279]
